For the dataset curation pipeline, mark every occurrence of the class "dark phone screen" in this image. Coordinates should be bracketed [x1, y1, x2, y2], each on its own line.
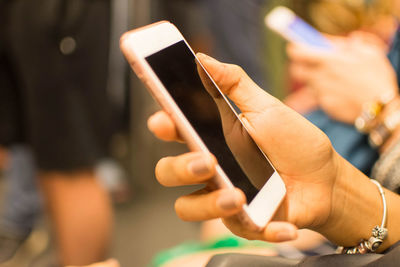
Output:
[146, 41, 274, 203]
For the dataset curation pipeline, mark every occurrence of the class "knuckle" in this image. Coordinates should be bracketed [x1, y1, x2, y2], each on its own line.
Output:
[225, 67, 243, 95]
[231, 64, 244, 75]
[211, 63, 245, 95]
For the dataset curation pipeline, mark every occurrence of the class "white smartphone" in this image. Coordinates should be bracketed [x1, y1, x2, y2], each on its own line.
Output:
[120, 21, 286, 229]
[265, 6, 332, 49]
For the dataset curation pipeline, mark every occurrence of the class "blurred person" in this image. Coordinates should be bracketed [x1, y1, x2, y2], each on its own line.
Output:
[283, 0, 399, 175]
[0, 0, 120, 265]
[147, 53, 400, 266]
[286, 0, 400, 162]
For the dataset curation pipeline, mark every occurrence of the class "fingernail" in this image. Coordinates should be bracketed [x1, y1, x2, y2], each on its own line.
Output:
[276, 230, 297, 242]
[217, 192, 240, 210]
[188, 155, 212, 176]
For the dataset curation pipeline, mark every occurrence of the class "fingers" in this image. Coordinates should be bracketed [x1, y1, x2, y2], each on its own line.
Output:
[155, 152, 217, 187]
[287, 43, 333, 91]
[348, 31, 387, 50]
[175, 185, 297, 242]
[286, 43, 325, 64]
[175, 188, 246, 221]
[147, 110, 182, 142]
[196, 53, 281, 114]
[288, 62, 314, 83]
[262, 222, 298, 242]
[286, 43, 320, 65]
[224, 217, 298, 242]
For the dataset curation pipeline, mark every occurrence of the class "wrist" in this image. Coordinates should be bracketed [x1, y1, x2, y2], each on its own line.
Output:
[338, 179, 388, 254]
[315, 155, 388, 249]
[314, 151, 347, 237]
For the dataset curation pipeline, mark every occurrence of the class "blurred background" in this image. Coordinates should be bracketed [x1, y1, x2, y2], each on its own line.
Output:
[0, 0, 397, 266]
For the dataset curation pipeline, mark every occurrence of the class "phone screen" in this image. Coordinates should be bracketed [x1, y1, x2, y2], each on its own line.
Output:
[288, 17, 332, 49]
[145, 40, 275, 203]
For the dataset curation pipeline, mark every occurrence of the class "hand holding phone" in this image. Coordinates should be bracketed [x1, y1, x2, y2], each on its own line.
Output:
[121, 21, 286, 230]
[146, 51, 342, 242]
[121, 21, 341, 242]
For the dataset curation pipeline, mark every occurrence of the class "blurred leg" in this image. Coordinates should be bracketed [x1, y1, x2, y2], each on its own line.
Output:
[38, 170, 113, 266]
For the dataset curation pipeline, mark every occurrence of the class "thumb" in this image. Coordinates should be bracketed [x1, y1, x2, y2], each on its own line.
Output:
[196, 53, 281, 114]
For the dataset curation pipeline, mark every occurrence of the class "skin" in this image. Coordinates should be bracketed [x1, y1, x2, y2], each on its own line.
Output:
[39, 171, 113, 266]
[66, 258, 119, 267]
[287, 35, 398, 124]
[147, 53, 400, 250]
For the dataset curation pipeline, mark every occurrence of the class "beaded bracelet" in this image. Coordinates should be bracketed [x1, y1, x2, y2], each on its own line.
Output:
[337, 179, 388, 254]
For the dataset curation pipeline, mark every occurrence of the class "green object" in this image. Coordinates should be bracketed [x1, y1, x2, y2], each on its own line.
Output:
[151, 235, 275, 267]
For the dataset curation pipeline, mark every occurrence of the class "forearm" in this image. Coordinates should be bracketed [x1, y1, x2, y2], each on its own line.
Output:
[317, 153, 400, 251]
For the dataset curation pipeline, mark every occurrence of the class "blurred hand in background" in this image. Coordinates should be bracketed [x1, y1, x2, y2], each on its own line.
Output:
[287, 34, 398, 123]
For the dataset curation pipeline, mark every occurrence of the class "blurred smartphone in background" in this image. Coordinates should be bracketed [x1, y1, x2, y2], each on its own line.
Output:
[265, 6, 332, 49]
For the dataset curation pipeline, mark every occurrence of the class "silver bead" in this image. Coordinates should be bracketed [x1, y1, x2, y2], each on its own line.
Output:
[372, 226, 388, 240]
